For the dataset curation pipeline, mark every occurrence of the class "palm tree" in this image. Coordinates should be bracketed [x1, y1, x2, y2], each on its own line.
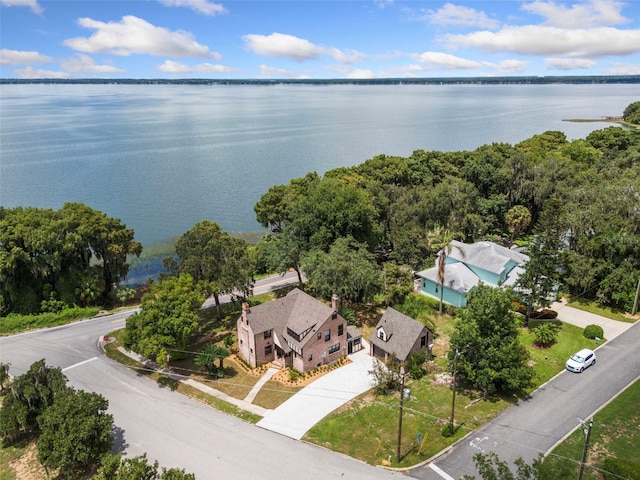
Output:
[195, 344, 230, 377]
[427, 226, 464, 315]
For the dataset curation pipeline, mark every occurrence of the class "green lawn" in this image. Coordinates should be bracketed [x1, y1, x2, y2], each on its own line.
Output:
[0, 307, 101, 336]
[566, 298, 637, 323]
[304, 318, 600, 468]
[542, 377, 640, 479]
[520, 321, 602, 389]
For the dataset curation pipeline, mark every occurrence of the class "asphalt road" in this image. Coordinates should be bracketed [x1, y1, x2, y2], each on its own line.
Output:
[1, 272, 405, 480]
[407, 320, 640, 480]
[2, 274, 638, 479]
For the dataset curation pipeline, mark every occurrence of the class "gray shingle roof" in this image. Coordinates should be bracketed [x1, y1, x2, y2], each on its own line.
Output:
[448, 240, 528, 275]
[245, 288, 335, 349]
[369, 308, 430, 362]
[416, 263, 480, 293]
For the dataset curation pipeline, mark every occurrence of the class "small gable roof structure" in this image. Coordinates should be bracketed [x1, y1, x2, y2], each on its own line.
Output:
[369, 308, 432, 362]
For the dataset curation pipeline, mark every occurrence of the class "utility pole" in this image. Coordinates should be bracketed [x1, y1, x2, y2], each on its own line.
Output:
[632, 277, 640, 316]
[449, 349, 461, 431]
[577, 418, 593, 480]
[396, 366, 406, 463]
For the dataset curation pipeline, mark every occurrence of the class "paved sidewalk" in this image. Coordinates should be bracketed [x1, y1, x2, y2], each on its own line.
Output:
[550, 299, 635, 340]
[244, 366, 279, 403]
[116, 346, 270, 416]
[256, 345, 377, 440]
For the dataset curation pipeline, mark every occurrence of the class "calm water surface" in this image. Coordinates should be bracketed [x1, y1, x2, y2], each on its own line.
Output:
[1, 84, 636, 245]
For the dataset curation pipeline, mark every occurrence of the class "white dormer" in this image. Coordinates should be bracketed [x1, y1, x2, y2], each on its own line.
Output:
[377, 327, 387, 342]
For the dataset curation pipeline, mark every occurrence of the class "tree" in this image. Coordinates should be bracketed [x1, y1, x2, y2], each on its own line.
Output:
[623, 100, 640, 125]
[427, 226, 463, 315]
[302, 236, 381, 304]
[516, 199, 565, 319]
[96, 453, 195, 480]
[124, 274, 204, 365]
[369, 356, 402, 395]
[0, 363, 9, 392]
[172, 220, 253, 319]
[505, 205, 532, 241]
[37, 388, 114, 477]
[449, 285, 533, 396]
[195, 344, 230, 377]
[380, 263, 414, 307]
[0, 359, 68, 441]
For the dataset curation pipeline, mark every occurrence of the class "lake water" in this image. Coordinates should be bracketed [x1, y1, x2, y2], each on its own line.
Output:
[1, 83, 637, 246]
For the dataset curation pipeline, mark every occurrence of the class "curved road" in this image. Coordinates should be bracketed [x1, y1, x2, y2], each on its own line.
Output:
[2, 275, 638, 479]
[0, 273, 402, 479]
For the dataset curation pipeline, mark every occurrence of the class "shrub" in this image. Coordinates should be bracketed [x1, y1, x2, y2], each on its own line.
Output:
[441, 423, 454, 438]
[533, 323, 557, 347]
[288, 368, 301, 382]
[583, 324, 604, 340]
[529, 309, 558, 320]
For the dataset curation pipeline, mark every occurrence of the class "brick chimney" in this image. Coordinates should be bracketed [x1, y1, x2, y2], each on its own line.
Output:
[331, 294, 339, 312]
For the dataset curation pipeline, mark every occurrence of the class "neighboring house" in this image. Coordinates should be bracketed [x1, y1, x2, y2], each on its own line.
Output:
[237, 288, 362, 372]
[416, 240, 529, 308]
[369, 308, 434, 363]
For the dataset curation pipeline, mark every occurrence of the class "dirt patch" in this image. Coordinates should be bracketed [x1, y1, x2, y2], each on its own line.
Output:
[9, 443, 47, 480]
[433, 372, 454, 386]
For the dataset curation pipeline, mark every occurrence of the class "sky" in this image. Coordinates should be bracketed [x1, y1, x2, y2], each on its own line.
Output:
[1, 0, 639, 79]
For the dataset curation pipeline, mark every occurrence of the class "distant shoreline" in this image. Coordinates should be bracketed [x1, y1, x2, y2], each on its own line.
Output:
[1, 75, 639, 86]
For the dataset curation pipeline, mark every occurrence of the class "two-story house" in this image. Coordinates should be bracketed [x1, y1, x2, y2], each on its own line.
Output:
[416, 240, 529, 308]
[237, 288, 357, 372]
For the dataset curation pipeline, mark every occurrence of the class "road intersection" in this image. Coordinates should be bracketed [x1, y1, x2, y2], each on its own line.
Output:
[1, 276, 638, 479]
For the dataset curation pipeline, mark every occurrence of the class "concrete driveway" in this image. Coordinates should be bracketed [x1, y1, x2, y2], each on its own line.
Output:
[550, 299, 634, 340]
[257, 345, 377, 439]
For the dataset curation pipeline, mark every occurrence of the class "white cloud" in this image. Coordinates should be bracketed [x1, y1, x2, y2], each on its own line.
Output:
[325, 64, 376, 79]
[158, 59, 237, 74]
[374, 0, 394, 9]
[425, 3, 500, 29]
[327, 48, 366, 64]
[523, 0, 628, 28]
[484, 59, 531, 74]
[64, 15, 221, 59]
[258, 64, 309, 79]
[243, 33, 325, 62]
[0, 48, 51, 65]
[60, 54, 125, 74]
[603, 62, 640, 75]
[443, 26, 640, 58]
[412, 51, 482, 69]
[545, 57, 596, 70]
[157, 0, 226, 16]
[0, 0, 42, 14]
[13, 66, 68, 78]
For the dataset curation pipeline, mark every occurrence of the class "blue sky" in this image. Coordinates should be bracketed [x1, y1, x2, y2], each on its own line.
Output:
[1, 0, 639, 79]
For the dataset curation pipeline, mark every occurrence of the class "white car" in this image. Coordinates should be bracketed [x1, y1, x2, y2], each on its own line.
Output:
[566, 348, 596, 373]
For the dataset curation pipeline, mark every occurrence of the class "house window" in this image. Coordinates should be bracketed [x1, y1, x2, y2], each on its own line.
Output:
[265, 345, 272, 355]
[328, 343, 340, 354]
[378, 329, 385, 341]
[264, 330, 272, 339]
[338, 324, 344, 336]
[421, 335, 426, 347]
[308, 354, 313, 361]
[317, 332, 322, 339]
[324, 329, 331, 341]
[332, 313, 337, 319]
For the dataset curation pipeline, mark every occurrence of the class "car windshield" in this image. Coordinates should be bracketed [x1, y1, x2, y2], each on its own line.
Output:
[570, 355, 585, 363]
